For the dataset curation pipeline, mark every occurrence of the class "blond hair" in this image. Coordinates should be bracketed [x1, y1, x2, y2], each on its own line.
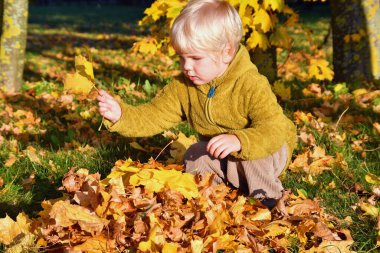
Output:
[170, 0, 242, 55]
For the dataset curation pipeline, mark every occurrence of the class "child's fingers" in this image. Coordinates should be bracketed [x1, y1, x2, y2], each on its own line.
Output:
[208, 141, 224, 158]
[219, 147, 231, 159]
[206, 135, 223, 152]
[97, 90, 115, 102]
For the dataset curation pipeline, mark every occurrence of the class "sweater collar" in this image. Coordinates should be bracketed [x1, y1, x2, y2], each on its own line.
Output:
[196, 45, 256, 95]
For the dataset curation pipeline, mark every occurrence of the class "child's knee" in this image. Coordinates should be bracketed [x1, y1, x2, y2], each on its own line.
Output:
[183, 141, 209, 164]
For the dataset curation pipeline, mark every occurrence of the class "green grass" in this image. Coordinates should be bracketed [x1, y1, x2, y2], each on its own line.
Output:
[0, 3, 379, 252]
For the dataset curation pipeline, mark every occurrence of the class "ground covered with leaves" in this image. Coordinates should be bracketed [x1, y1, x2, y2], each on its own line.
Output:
[0, 4, 379, 253]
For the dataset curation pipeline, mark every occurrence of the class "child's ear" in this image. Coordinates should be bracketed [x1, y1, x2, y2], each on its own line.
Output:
[222, 43, 235, 63]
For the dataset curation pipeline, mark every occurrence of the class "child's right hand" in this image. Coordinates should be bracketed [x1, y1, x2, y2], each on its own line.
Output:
[97, 89, 122, 123]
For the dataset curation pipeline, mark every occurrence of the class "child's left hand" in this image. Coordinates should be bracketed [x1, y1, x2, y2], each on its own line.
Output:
[207, 134, 241, 159]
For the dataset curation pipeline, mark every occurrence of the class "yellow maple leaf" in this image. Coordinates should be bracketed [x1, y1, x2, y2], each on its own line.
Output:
[247, 0, 260, 10]
[162, 242, 179, 253]
[214, 233, 238, 250]
[191, 239, 204, 253]
[365, 173, 380, 185]
[264, 220, 291, 238]
[237, 0, 248, 17]
[263, 0, 284, 12]
[134, 38, 160, 55]
[208, 210, 231, 234]
[64, 54, 95, 94]
[166, 1, 186, 20]
[308, 59, 334, 81]
[129, 168, 199, 199]
[352, 88, 368, 98]
[74, 236, 112, 253]
[253, 8, 272, 33]
[165, 131, 197, 164]
[143, 1, 164, 21]
[75, 54, 94, 80]
[250, 207, 272, 221]
[229, 196, 246, 223]
[246, 30, 269, 50]
[138, 214, 165, 252]
[0, 213, 34, 246]
[359, 201, 379, 218]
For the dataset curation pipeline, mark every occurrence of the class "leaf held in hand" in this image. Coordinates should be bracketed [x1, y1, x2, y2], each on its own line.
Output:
[64, 54, 95, 94]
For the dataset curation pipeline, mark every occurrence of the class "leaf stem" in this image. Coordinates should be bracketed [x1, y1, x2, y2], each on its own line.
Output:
[98, 117, 104, 131]
[154, 140, 174, 161]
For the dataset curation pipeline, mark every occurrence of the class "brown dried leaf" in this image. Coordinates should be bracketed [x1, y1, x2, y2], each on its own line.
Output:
[74, 235, 114, 253]
[4, 153, 17, 167]
[23, 145, 42, 165]
[21, 171, 36, 190]
[49, 200, 109, 234]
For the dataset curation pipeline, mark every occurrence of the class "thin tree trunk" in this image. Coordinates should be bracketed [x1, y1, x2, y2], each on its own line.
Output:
[0, 0, 3, 35]
[0, 0, 28, 92]
[250, 47, 277, 84]
[331, 0, 380, 85]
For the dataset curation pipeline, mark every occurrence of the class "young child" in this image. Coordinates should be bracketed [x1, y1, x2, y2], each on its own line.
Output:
[97, 0, 296, 209]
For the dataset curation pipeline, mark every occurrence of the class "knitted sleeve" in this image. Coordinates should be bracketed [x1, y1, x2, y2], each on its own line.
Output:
[229, 74, 294, 160]
[104, 80, 185, 137]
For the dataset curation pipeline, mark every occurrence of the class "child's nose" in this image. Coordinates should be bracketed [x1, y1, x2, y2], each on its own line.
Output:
[183, 60, 192, 71]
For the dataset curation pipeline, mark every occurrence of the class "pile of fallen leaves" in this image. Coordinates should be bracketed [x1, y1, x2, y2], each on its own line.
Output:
[0, 159, 355, 252]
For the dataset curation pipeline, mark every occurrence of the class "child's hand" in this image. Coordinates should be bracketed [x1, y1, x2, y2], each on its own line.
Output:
[97, 90, 122, 123]
[207, 134, 241, 159]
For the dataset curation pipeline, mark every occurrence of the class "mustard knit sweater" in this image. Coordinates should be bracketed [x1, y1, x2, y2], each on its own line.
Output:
[106, 46, 297, 163]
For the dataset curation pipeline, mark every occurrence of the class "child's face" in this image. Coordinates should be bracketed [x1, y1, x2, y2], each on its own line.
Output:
[179, 49, 230, 86]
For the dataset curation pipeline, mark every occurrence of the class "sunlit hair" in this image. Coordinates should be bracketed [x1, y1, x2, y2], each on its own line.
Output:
[170, 0, 242, 56]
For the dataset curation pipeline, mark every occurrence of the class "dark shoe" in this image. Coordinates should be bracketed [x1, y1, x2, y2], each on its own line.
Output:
[261, 198, 277, 210]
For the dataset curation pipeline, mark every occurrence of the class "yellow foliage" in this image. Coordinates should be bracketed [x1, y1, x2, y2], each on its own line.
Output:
[64, 54, 95, 94]
[164, 131, 197, 164]
[365, 173, 380, 185]
[253, 8, 272, 33]
[74, 236, 111, 253]
[264, 220, 291, 238]
[129, 168, 199, 199]
[104, 160, 199, 199]
[162, 242, 179, 253]
[133, 38, 161, 55]
[138, 0, 292, 53]
[138, 214, 165, 252]
[246, 30, 269, 50]
[191, 239, 204, 253]
[308, 59, 334, 81]
[0, 213, 33, 245]
[264, 0, 284, 11]
[359, 201, 379, 218]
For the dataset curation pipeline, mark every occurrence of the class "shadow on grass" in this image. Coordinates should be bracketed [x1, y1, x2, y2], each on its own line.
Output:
[25, 31, 169, 86]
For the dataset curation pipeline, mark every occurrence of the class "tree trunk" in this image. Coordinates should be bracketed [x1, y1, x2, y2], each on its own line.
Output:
[250, 47, 277, 84]
[0, 0, 28, 92]
[0, 1, 3, 35]
[331, 0, 380, 85]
